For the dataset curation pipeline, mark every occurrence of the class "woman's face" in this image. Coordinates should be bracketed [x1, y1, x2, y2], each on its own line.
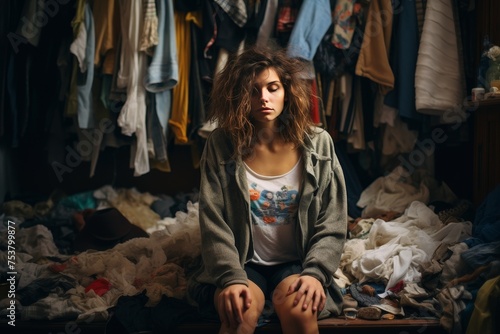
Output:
[250, 67, 285, 126]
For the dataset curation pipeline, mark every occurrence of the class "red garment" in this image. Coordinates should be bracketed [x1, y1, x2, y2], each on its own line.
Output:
[388, 280, 405, 294]
[276, 0, 300, 32]
[48, 263, 67, 273]
[85, 277, 111, 296]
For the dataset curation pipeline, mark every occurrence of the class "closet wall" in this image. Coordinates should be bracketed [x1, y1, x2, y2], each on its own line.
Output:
[0, 0, 494, 206]
[434, 0, 500, 205]
[470, 0, 500, 206]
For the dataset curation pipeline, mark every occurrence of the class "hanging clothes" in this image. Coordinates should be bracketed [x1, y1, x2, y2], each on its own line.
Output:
[286, 0, 331, 62]
[140, 0, 159, 54]
[414, 0, 466, 123]
[65, 0, 86, 120]
[117, 0, 149, 176]
[145, 0, 179, 169]
[256, 0, 279, 47]
[213, 0, 249, 28]
[87, 0, 121, 177]
[169, 9, 192, 145]
[331, 0, 357, 50]
[93, 0, 120, 75]
[72, 2, 96, 129]
[354, 0, 394, 95]
[383, 0, 422, 123]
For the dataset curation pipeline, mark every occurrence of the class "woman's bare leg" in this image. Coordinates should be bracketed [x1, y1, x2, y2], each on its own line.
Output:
[272, 274, 319, 334]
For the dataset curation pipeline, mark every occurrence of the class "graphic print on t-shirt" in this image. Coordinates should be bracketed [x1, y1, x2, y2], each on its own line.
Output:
[249, 182, 300, 226]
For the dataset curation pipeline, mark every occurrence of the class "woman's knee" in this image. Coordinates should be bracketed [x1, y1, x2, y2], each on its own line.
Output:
[272, 275, 318, 323]
[244, 280, 266, 322]
[272, 274, 299, 309]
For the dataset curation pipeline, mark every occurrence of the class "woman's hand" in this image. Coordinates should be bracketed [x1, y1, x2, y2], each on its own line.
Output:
[216, 284, 253, 329]
[286, 275, 326, 312]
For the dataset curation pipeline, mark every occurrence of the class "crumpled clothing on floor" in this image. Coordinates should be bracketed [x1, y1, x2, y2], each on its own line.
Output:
[357, 166, 458, 218]
[0, 224, 62, 260]
[93, 185, 161, 231]
[18, 277, 75, 305]
[341, 201, 472, 290]
[0, 199, 201, 321]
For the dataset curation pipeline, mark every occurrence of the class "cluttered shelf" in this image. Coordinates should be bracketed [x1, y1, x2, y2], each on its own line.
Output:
[469, 96, 500, 207]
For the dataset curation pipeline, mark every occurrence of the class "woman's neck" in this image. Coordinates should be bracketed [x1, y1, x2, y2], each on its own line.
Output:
[244, 135, 300, 176]
[253, 123, 282, 143]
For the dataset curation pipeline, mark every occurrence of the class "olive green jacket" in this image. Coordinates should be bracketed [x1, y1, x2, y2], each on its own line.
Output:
[188, 126, 347, 318]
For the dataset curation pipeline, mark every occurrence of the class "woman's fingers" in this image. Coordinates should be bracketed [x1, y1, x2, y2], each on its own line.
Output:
[217, 284, 253, 329]
[288, 276, 326, 312]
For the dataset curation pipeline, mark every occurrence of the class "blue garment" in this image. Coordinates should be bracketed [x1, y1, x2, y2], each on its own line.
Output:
[57, 190, 97, 210]
[146, 91, 170, 162]
[144, 0, 177, 155]
[384, 0, 422, 123]
[473, 185, 500, 243]
[461, 241, 500, 269]
[286, 0, 332, 61]
[144, 0, 178, 93]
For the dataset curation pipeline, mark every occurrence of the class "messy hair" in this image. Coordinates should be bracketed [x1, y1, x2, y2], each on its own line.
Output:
[207, 44, 315, 159]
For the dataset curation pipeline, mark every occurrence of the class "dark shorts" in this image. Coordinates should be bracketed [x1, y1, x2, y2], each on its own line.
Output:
[244, 261, 302, 299]
[190, 261, 302, 322]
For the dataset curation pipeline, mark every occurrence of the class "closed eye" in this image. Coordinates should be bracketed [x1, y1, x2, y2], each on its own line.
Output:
[268, 83, 281, 92]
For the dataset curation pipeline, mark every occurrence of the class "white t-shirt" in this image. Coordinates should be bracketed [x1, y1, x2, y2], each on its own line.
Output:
[244, 159, 303, 265]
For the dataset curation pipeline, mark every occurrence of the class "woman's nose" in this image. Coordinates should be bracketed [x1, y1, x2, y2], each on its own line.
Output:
[259, 91, 269, 102]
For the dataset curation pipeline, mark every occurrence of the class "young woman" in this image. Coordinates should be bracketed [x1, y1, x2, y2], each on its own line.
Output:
[187, 44, 348, 334]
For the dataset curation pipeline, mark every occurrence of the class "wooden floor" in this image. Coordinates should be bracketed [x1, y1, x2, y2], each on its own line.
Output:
[1, 318, 447, 334]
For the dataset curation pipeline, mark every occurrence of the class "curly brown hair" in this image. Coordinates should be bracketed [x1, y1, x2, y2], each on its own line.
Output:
[207, 44, 315, 159]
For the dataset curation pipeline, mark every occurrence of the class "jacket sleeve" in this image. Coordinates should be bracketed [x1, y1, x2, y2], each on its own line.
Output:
[197, 132, 249, 289]
[301, 133, 348, 287]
